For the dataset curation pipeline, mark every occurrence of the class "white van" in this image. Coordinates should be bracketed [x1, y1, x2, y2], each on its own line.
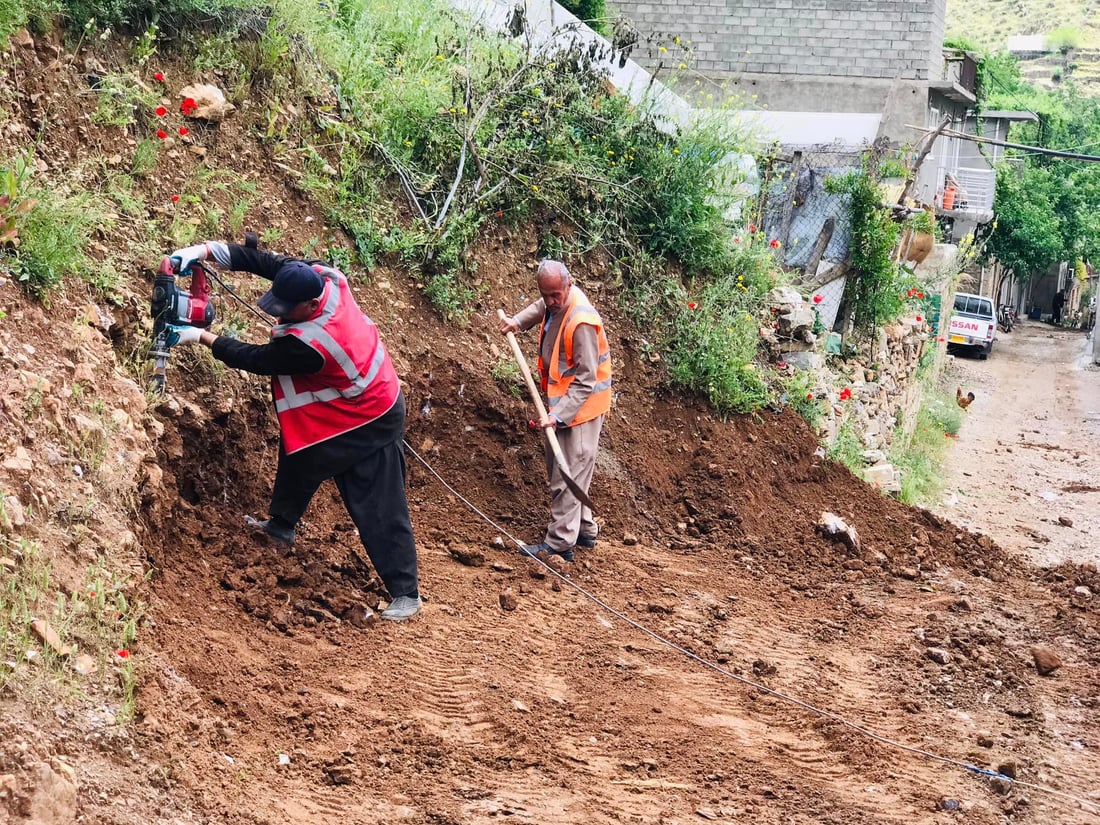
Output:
[948, 292, 996, 359]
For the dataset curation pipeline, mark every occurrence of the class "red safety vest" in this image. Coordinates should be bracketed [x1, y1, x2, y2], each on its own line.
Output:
[271, 265, 400, 454]
[537, 286, 612, 427]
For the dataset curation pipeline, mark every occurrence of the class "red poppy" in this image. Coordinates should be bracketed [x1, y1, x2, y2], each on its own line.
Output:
[153, 72, 165, 82]
[769, 238, 780, 248]
[687, 302, 698, 310]
[839, 387, 852, 401]
[116, 649, 130, 659]
[748, 223, 757, 233]
[917, 291, 925, 299]
[806, 392, 814, 400]
[733, 236, 741, 244]
[171, 194, 180, 203]
[812, 294, 823, 304]
[155, 105, 167, 117]
[156, 129, 167, 139]
[777, 361, 787, 369]
[906, 289, 915, 298]
[915, 314, 923, 322]
[88, 589, 97, 599]
[178, 126, 190, 136]
[772, 322, 779, 328]
[495, 209, 503, 217]
[181, 97, 198, 114]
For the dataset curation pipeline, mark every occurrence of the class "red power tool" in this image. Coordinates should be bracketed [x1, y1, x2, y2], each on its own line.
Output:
[149, 255, 215, 392]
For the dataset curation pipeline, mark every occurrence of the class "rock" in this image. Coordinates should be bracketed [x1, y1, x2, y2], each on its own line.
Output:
[1031, 646, 1062, 676]
[2, 446, 33, 473]
[1057, 516, 1073, 527]
[937, 798, 960, 812]
[72, 361, 95, 383]
[0, 494, 25, 531]
[926, 647, 951, 665]
[322, 761, 359, 785]
[990, 776, 1013, 796]
[178, 83, 236, 121]
[997, 761, 1018, 780]
[1074, 586, 1092, 597]
[976, 733, 994, 748]
[751, 659, 776, 676]
[489, 562, 514, 573]
[622, 533, 638, 546]
[1005, 702, 1032, 718]
[448, 545, 485, 567]
[816, 511, 860, 553]
[898, 567, 920, 581]
[499, 590, 518, 611]
[25, 762, 77, 825]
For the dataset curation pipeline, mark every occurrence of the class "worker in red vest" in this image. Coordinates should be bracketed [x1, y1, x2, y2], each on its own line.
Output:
[164, 241, 421, 621]
[499, 260, 612, 562]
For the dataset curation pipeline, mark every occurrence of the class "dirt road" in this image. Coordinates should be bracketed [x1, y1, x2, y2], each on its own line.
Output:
[936, 322, 1100, 567]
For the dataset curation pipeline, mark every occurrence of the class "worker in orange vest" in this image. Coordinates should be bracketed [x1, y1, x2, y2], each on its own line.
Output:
[499, 260, 612, 562]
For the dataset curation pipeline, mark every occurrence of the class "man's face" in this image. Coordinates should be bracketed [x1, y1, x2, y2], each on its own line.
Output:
[538, 273, 572, 314]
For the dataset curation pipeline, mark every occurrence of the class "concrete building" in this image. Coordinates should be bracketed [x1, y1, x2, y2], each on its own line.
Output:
[613, 0, 950, 147]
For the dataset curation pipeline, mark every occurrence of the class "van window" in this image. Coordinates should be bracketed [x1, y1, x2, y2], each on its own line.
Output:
[953, 294, 994, 318]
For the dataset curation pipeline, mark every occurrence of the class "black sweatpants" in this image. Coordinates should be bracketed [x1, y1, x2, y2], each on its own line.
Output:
[268, 393, 419, 599]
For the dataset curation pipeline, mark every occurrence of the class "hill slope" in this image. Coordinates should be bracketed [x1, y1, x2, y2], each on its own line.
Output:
[1, 23, 1099, 825]
[946, 0, 1100, 50]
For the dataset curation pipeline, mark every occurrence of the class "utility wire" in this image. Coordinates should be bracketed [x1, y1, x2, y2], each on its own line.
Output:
[403, 439, 1100, 815]
[908, 125, 1100, 162]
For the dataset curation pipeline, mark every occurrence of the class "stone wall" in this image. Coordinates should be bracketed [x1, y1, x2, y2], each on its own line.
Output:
[616, 0, 947, 81]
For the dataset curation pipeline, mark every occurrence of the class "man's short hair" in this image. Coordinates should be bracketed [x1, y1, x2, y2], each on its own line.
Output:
[537, 259, 570, 285]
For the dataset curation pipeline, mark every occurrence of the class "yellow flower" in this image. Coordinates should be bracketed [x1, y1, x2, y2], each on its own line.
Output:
[608, 149, 615, 155]
[674, 36, 680, 44]
[678, 62, 686, 69]
[531, 184, 539, 192]
[534, 87, 542, 95]
[522, 110, 529, 117]
[449, 107, 456, 113]
[532, 118, 539, 123]
[404, 140, 412, 146]
[659, 46, 667, 53]
[673, 148, 680, 154]
[436, 54, 444, 60]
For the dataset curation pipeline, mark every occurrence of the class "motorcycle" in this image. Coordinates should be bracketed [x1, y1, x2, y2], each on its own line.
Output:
[998, 304, 1016, 333]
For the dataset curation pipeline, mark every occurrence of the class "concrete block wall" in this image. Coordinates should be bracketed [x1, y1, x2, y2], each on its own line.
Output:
[616, 0, 947, 82]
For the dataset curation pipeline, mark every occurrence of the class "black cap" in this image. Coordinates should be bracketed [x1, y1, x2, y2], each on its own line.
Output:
[258, 261, 324, 318]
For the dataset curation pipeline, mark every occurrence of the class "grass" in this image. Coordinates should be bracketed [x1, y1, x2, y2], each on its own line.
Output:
[828, 418, 865, 473]
[0, 528, 144, 721]
[889, 387, 965, 506]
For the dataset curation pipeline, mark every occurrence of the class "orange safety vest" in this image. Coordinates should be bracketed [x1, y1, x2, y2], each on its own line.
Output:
[537, 286, 612, 427]
[270, 265, 400, 454]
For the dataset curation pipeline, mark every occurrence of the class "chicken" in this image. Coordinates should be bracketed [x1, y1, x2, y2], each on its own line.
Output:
[956, 386, 975, 410]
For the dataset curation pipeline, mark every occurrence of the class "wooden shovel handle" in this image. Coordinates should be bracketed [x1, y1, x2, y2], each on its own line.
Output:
[498, 310, 571, 468]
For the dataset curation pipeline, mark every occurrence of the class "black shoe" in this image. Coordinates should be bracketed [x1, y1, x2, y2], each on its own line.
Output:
[520, 542, 574, 563]
[575, 534, 597, 549]
[245, 515, 295, 546]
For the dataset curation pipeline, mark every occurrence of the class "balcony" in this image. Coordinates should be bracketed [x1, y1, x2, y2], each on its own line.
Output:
[936, 166, 995, 221]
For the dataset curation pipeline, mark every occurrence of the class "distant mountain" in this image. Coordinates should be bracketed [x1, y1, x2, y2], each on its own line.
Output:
[946, 0, 1100, 94]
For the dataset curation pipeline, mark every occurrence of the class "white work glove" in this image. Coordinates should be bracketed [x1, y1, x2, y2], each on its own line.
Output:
[165, 324, 203, 346]
[169, 243, 209, 274]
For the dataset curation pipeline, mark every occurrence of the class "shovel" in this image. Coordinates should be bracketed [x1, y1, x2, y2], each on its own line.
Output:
[498, 309, 595, 511]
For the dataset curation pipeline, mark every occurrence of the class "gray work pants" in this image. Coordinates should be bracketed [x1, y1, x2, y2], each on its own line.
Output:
[543, 415, 603, 551]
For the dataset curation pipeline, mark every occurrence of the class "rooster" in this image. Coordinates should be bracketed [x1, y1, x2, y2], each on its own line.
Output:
[956, 386, 975, 410]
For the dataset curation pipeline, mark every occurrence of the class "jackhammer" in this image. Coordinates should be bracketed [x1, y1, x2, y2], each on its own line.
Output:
[149, 255, 215, 393]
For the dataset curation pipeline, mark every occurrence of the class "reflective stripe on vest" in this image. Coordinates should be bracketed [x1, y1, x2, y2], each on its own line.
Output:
[537, 286, 612, 427]
[270, 265, 400, 453]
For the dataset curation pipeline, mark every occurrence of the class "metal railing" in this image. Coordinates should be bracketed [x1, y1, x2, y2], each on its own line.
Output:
[941, 166, 995, 213]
